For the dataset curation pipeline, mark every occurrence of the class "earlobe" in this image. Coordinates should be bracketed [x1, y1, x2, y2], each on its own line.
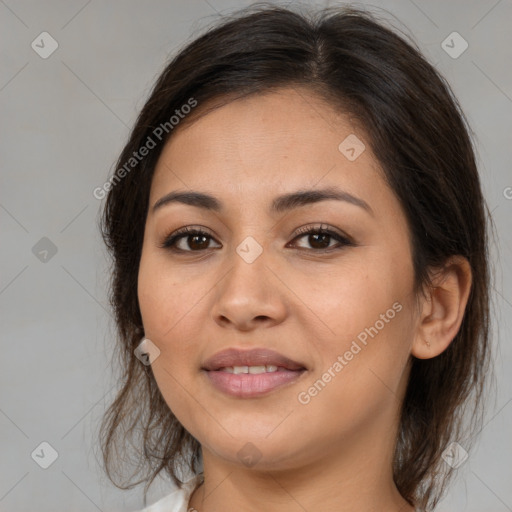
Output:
[411, 255, 472, 360]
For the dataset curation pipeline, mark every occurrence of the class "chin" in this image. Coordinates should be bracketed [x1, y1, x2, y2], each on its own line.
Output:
[200, 430, 312, 472]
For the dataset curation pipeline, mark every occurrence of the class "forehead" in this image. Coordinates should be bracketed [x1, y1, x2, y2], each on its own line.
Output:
[150, 87, 387, 209]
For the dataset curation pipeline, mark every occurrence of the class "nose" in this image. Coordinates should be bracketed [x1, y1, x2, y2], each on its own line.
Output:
[211, 242, 287, 332]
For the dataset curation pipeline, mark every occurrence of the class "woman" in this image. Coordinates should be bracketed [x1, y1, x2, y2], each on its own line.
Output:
[99, 5, 493, 511]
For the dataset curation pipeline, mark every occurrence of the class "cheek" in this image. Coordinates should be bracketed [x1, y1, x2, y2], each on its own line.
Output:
[295, 246, 414, 393]
[138, 253, 206, 427]
[294, 297, 414, 439]
[138, 250, 199, 339]
[137, 249, 216, 385]
[289, 250, 412, 344]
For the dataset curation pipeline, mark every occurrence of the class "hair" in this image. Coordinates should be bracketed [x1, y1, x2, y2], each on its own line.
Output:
[98, 4, 494, 510]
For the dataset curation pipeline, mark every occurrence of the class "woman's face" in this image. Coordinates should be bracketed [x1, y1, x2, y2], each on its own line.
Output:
[138, 87, 420, 472]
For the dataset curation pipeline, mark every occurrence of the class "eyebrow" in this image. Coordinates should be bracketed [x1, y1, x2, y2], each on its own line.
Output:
[152, 186, 373, 216]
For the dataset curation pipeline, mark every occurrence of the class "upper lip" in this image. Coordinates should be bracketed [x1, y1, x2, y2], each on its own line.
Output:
[202, 348, 307, 371]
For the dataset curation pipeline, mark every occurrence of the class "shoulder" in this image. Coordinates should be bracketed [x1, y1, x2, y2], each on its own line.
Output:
[135, 473, 204, 512]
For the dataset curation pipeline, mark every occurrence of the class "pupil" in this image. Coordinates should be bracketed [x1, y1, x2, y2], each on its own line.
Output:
[189, 235, 208, 250]
[310, 233, 329, 249]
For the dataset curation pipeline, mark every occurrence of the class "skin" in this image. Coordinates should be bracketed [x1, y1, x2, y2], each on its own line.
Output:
[137, 87, 472, 512]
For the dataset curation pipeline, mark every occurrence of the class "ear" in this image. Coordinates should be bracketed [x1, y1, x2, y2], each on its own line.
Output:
[411, 255, 472, 360]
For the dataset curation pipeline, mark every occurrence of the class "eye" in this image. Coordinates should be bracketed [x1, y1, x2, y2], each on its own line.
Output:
[287, 224, 353, 251]
[159, 226, 221, 252]
[159, 223, 354, 254]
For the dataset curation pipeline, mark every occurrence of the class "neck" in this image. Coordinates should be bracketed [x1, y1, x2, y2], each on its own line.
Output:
[189, 421, 415, 512]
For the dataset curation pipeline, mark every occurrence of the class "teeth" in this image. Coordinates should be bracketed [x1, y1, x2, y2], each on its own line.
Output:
[220, 365, 279, 374]
[248, 365, 267, 374]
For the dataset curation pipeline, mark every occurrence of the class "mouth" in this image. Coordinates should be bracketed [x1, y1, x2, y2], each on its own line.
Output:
[201, 347, 308, 398]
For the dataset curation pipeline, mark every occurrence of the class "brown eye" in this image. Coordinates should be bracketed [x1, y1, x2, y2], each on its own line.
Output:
[289, 225, 353, 251]
[304, 232, 333, 249]
[160, 224, 354, 254]
[160, 228, 221, 252]
[184, 233, 210, 251]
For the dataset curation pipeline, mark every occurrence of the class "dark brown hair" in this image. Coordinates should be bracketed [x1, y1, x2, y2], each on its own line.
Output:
[98, 4, 494, 510]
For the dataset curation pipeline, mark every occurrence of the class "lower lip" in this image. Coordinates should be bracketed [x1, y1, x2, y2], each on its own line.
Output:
[204, 368, 306, 398]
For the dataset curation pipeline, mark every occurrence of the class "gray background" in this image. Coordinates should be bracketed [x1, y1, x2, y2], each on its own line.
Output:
[1, 0, 511, 510]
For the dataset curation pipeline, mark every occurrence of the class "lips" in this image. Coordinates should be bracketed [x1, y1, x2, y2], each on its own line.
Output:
[202, 348, 307, 398]
[201, 347, 307, 372]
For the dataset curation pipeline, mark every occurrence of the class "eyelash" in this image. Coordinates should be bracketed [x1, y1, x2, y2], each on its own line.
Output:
[159, 224, 354, 254]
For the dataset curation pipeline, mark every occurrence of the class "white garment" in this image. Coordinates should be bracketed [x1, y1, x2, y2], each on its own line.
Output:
[137, 473, 204, 512]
